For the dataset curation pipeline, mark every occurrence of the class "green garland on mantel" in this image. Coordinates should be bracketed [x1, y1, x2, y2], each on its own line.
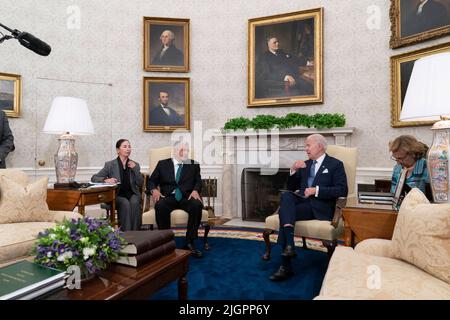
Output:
[223, 113, 346, 130]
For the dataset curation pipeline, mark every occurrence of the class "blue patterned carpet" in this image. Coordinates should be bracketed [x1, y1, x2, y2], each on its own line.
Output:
[150, 228, 329, 300]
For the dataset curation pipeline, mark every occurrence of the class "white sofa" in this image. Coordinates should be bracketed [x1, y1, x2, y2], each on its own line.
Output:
[0, 169, 82, 263]
[316, 239, 450, 299]
[316, 189, 450, 299]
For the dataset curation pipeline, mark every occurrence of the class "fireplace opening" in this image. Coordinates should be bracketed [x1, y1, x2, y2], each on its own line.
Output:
[241, 168, 290, 221]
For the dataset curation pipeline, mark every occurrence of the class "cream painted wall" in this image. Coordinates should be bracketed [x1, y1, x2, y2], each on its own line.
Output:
[1, 0, 448, 175]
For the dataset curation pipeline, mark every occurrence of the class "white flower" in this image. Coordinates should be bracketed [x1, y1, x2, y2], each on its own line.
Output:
[82, 247, 96, 260]
[49, 234, 56, 239]
[56, 251, 73, 262]
[47, 252, 52, 258]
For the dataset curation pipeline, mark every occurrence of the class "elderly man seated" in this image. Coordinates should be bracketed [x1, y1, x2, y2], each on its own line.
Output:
[270, 134, 348, 281]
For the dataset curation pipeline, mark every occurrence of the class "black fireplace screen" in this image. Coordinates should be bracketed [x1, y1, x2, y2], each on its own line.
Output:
[241, 168, 290, 221]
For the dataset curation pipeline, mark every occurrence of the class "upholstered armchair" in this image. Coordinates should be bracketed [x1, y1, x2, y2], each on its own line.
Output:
[262, 145, 357, 260]
[141, 147, 210, 249]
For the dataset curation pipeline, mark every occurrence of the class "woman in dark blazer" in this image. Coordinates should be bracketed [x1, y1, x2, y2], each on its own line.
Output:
[91, 139, 143, 231]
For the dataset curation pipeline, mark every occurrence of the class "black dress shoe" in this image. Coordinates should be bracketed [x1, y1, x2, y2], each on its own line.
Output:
[269, 266, 293, 281]
[281, 245, 297, 258]
[184, 243, 203, 258]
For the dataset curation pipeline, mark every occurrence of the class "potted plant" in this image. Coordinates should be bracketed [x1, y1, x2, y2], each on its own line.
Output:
[223, 113, 346, 131]
[34, 217, 126, 280]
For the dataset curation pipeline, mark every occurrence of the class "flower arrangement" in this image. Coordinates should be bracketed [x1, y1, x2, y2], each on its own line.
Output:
[34, 217, 126, 276]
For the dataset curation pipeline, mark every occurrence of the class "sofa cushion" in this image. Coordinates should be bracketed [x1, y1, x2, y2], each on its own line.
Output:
[0, 222, 56, 262]
[0, 169, 29, 187]
[392, 188, 450, 284]
[355, 238, 396, 259]
[318, 246, 450, 299]
[0, 176, 51, 224]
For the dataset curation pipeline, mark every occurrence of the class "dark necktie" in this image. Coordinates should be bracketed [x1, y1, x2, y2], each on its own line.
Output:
[175, 163, 183, 201]
[307, 160, 317, 187]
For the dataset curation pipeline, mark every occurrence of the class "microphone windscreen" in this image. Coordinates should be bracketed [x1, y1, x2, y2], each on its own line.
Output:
[17, 32, 51, 56]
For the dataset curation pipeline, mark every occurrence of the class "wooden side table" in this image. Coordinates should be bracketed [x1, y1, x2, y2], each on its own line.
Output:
[342, 205, 398, 247]
[47, 186, 117, 225]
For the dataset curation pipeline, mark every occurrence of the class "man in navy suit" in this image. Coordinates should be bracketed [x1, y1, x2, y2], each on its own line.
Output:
[149, 91, 184, 127]
[147, 141, 204, 257]
[270, 134, 348, 281]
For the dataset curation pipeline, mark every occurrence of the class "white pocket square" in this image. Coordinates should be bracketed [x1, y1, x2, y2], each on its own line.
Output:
[322, 169, 329, 173]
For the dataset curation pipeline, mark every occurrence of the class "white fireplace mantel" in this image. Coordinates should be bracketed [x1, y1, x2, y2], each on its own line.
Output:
[217, 127, 355, 218]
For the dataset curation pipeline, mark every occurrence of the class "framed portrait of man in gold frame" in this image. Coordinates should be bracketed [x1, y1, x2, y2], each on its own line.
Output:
[143, 17, 189, 72]
[143, 77, 190, 132]
[248, 8, 323, 107]
[390, 0, 450, 49]
[0, 72, 21, 117]
[391, 42, 450, 127]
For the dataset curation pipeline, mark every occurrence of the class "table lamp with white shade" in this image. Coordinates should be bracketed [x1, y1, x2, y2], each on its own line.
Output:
[43, 96, 94, 185]
[400, 52, 450, 203]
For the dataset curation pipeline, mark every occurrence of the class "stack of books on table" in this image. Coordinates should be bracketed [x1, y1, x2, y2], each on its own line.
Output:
[358, 191, 394, 205]
[115, 229, 176, 267]
[0, 260, 66, 300]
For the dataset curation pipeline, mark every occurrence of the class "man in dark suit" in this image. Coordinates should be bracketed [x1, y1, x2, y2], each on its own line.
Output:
[255, 36, 314, 99]
[152, 29, 184, 66]
[270, 134, 348, 281]
[0, 110, 15, 168]
[403, 0, 450, 37]
[149, 91, 184, 127]
[147, 141, 204, 258]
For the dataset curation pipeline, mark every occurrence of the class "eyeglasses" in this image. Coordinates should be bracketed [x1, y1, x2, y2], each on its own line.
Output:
[390, 154, 410, 162]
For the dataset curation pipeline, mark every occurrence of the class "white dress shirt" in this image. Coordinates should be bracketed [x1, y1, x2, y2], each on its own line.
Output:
[160, 45, 169, 57]
[290, 153, 326, 197]
[160, 104, 171, 116]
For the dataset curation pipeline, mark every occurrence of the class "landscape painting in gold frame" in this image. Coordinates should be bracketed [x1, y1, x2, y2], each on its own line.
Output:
[0, 72, 21, 117]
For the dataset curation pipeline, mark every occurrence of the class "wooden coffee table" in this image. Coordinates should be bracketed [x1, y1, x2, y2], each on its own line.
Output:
[42, 249, 190, 300]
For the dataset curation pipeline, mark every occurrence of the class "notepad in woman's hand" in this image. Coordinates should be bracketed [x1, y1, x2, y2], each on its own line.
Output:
[279, 189, 308, 199]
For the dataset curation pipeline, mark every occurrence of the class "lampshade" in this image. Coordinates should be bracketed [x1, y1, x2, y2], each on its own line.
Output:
[400, 52, 450, 122]
[43, 96, 94, 135]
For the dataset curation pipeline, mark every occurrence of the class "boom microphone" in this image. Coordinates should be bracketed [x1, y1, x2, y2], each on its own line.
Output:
[15, 31, 51, 56]
[0, 22, 51, 56]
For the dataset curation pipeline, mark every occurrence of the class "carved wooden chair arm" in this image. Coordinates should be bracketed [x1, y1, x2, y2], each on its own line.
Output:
[331, 197, 347, 228]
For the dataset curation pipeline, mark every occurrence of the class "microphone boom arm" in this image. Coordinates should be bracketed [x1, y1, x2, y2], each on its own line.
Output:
[0, 22, 51, 56]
